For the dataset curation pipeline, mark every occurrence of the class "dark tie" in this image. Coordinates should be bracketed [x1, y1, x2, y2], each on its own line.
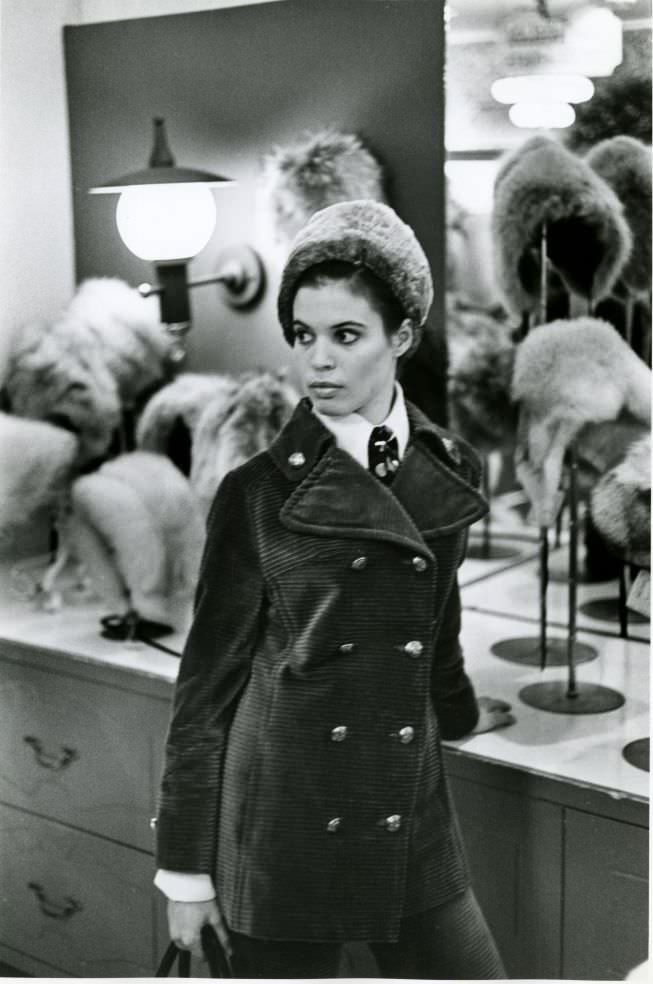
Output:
[368, 425, 399, 484]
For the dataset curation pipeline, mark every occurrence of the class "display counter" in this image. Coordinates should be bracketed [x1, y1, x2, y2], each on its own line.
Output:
[0, 550, 648, 978]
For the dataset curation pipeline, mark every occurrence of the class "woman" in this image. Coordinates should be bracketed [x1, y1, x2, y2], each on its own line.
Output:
[155, 200, 515, 978]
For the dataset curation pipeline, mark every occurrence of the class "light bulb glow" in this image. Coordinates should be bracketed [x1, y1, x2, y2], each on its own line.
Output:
[491, 74, 594, 105]
[115, 185, 217, 261]
[509, 101, 576, 129]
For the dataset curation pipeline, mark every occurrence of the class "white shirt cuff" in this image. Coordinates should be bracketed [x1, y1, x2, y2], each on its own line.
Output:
[154, 869, 216, 902]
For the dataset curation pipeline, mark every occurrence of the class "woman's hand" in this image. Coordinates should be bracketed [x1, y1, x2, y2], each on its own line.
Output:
[167, 898, 232, 961]
[471, 696, 516, 734]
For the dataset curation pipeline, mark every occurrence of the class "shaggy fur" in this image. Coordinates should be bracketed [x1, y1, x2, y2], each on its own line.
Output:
[446, 302, 517, 453]
[262, 129, 386, 244]
[586, 136, 652, 294]
[278, 200, 433, 358]
[0, 413, 78, 534]
[590, 434, 651, 566]
[492, 136, 632, 317]
[67, 451, 204, 623]
[191, 372, 299, 517]
[512, 317, 651, 526]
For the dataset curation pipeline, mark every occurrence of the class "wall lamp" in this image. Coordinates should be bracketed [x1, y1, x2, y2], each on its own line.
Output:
[90, 117, 265, 360]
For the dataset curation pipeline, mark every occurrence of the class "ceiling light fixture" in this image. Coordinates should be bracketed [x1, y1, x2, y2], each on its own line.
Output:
[491, 73, 594, 106]
[509, 101, 576, 129]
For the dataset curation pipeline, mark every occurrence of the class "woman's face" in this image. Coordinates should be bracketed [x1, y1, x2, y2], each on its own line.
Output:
[292, 280, 412, 423]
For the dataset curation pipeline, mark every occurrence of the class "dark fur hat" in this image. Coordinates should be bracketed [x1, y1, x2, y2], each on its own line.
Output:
[590, 434, 650, 567]
[585, 136, 652, 294]
[278, 200, 433, 358]
[492, 136, 632, 317]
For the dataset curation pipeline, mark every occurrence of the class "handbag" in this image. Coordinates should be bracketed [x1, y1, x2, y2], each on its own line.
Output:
[155, 923, 233, 978]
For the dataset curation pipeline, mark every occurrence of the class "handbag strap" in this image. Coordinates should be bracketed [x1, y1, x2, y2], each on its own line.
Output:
[155, 925, 233, 977]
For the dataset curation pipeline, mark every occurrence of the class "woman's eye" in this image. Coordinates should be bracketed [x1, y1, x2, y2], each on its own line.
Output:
[294, 327, 313, 346]
[336, 328, 359, 345]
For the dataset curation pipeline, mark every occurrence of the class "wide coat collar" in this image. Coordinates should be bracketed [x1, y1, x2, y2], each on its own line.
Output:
[269, 398, 487, 556]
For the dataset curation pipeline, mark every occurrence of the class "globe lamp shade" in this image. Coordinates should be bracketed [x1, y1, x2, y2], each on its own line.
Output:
[115, 184, 217, 261]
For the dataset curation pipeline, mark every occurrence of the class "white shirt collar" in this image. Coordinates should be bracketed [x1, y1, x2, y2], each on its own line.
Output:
[312, 382, 410, 470]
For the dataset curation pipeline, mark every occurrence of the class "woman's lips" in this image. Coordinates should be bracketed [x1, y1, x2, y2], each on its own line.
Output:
[309, 382, 343, 397]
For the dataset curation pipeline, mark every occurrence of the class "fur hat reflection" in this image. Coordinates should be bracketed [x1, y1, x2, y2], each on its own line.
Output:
[0, 413, 78, 535]
[591, 434, 651, 568]
[585, 136, 652, 295]
[492, 136, 632, 317]
[67, 451, 204, 624]
[262, 129, 386, 244]
[278, 200, 433, 358]
[512, 317, 651, 527]
[137, 371, 299, 518]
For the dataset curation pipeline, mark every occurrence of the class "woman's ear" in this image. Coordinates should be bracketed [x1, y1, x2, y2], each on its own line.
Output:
[391, 319, 414, 359]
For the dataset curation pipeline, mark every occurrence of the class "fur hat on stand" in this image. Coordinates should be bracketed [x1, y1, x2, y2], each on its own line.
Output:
[512, 317, 651, 526]
[191, 372, 299, 517]
[492, 135, 632, 318]
[585, 136, 652, 295]
[0, 413, 78, 536]
[262, 129, 386, 244]
[67, 451, 204, 625]
[590, 434, 651, 568]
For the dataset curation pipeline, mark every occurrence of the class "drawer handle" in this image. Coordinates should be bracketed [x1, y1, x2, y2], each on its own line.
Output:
[23, 735, 79, 771]
[27, 881, 83, 920]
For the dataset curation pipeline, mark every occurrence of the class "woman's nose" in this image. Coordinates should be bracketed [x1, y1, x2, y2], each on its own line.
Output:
[311, 337, 335, 370]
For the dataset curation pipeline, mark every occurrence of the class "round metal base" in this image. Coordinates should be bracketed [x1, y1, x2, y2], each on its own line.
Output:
[579, 597, 648, 624]
[466, 542, 522, 562]
[215, 244, 265, 308]
[491, 636, 598, 667]
[519, 681, 625, 715]
[548, 567, 610, 585]
[622, 738, 650, 773]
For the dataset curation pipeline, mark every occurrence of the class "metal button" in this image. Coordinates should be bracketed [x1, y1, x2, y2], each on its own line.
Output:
[412, 556, 428, 573]
[326, 817, 342, 833]
[149, 816, 158, 830]
[339, 643, 356, 655]
[384, 814, 402, 832]
[403, 640, 424, 658]
[442, 437, 461, 465]
[330, 725, 348, 742]
[398, 726, 415, 744]
[351, 556, 368, 570]
[288, 452, 306, 468]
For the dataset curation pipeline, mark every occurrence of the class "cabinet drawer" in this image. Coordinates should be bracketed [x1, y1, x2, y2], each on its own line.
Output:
[0, 656, 170, 850]
[0, 802, 160, 977]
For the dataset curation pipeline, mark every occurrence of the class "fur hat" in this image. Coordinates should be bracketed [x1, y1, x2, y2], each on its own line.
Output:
[67, 451, 204, 624]
[512, 317, 651, 526]
[277, 200, 433, 357]
[0, 413, 78, 535]
[590, 434, 651, 567]
[446, 302, 517, 454]
[585, 136, 652, 294]
[262, 129, 386, 244]
[191, 372, 299, 517]
[492, 136, 632, 317]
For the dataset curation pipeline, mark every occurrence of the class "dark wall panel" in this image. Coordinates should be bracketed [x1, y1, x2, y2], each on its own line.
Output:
[64, 0, 445, 376]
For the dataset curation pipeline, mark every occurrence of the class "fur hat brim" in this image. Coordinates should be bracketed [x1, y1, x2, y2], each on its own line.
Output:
[493, 136, 632, 316]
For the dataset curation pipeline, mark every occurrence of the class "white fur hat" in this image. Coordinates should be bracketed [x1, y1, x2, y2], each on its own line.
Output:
[68, 451, 204, 624]
[0, 413, 78, 536]
[512, 317, 651, 526]
[585, 136, 652, 294]
[493, 136, 632, 317]
[262, 129, 386, 244]
[590, 434, 651, 567]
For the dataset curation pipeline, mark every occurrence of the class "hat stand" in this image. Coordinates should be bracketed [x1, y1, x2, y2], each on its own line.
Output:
[491, 222, 597, 669]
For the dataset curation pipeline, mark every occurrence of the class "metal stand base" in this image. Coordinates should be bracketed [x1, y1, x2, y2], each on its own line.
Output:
[579, 597, 648, 624]
[492, 637, 598, 667]
[622, 737, 650, 773]
[466, 542, 523, 562]
[519, 680, 625, 714]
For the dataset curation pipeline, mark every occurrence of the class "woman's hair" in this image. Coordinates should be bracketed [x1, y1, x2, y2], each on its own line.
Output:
[292, 260, 406, 338]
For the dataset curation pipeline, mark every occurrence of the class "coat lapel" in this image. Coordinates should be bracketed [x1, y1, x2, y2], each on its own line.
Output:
[270, 399, 487, 553]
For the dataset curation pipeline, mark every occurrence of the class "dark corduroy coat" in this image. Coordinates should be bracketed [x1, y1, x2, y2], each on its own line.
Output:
[156, 398, 488, 942]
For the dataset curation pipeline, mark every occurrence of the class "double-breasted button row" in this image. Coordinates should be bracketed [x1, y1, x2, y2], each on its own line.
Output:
[326, 815, 403, 833]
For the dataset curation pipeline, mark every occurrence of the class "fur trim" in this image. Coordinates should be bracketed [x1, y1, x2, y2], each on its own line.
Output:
[68, 451, 204, 623]
[191, 372, 299, 517]
[492, 136, 632, 317]
[446, 303, 517, 453]
[512, 317, 651, 526]
[262, 129, 386, 244]
[590, 434, 651, 566]
[0, 413, 78, 534]
[278, 200, 433, 357]
[586, 136, 652, 294]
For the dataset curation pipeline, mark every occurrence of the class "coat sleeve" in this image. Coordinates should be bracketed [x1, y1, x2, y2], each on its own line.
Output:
[430, 579, 480, 740]
[155, 469, 266, 873]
